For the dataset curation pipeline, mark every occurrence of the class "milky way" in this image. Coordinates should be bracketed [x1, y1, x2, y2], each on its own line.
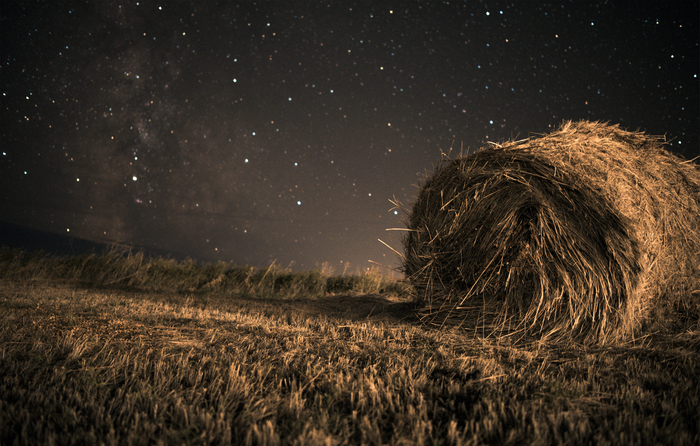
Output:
[2, 1, 698, 272]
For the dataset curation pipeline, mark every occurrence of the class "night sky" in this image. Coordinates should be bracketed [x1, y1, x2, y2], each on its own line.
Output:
[2, 1, 698, 272]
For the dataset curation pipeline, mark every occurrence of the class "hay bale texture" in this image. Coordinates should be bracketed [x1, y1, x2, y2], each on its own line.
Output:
[403, 120, 700, 344]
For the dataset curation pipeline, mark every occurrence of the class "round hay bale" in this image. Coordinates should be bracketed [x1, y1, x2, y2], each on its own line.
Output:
[403, 121, 700, 344]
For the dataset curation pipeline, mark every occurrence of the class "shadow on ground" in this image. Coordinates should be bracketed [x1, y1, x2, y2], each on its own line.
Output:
[296, 294, 420, 323]
[205, 293, 421, 326]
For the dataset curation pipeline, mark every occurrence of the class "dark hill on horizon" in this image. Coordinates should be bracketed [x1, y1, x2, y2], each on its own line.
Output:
[0, 221, 189, 261]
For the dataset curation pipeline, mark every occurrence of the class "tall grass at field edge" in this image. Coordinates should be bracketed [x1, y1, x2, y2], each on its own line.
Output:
[0, 245, 412, 298]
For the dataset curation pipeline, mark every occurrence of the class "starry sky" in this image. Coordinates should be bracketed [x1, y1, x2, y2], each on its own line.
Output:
[2, 1, 698, 272]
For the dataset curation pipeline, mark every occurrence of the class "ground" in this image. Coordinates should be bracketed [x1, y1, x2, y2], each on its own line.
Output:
[2, 276, 699, 445]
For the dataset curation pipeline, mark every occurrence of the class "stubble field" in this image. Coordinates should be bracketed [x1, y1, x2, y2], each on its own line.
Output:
[1, 247, 698, 445]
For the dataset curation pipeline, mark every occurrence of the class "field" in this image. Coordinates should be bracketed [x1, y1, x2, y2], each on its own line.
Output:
[1, 247, 699, 445]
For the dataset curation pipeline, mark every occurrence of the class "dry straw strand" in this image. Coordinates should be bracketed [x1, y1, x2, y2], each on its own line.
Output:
[402, 120, 700, 344]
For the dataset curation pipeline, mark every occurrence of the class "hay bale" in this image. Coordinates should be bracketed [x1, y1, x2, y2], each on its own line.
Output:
[403, 121, 700, 344]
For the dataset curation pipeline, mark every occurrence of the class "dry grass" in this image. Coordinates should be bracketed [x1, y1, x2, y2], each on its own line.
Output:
[402, 121, 700, 345]
[1, 278, 699, 445]
[0, 245, 410, 299]
[1, 251, 699, 444]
